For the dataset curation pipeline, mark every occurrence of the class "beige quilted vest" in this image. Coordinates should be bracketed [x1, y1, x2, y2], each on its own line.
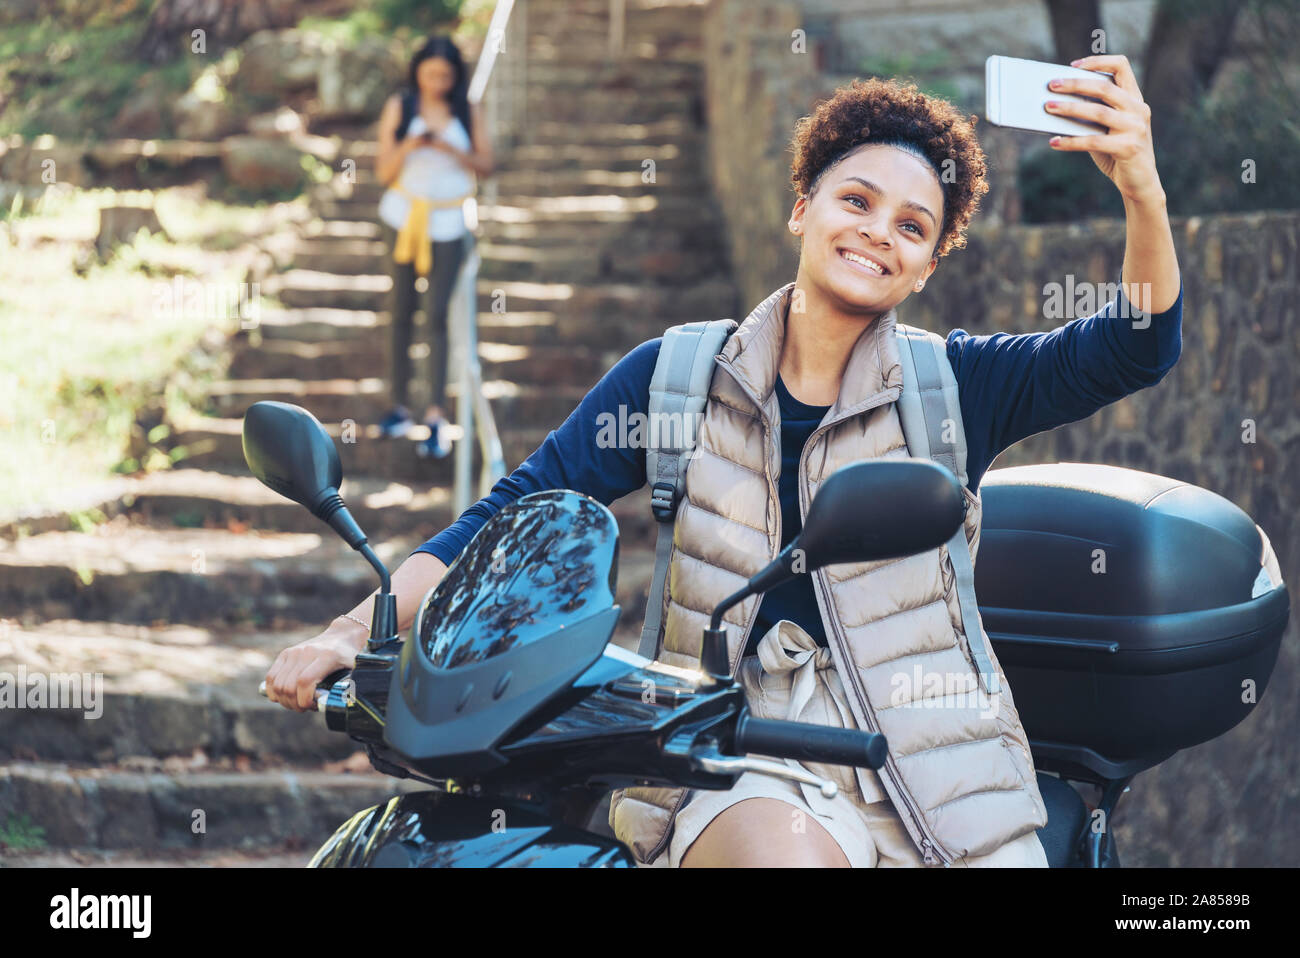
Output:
[609, 281, 1048, 866]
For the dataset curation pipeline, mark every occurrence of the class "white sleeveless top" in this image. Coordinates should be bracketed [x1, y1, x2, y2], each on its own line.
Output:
[378, 113, 475, 242]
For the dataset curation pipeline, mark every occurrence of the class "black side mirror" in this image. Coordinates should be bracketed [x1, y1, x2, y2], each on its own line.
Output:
[699, 459, 966, 679]
[242, 401, 355, 537]
[242, 400, 396, 644]
[793, 458, 965, 573]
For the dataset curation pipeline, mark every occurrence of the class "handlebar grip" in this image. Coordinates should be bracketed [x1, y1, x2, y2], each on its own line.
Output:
[735, 714, 889, 770]
[258, 669, 351, 709]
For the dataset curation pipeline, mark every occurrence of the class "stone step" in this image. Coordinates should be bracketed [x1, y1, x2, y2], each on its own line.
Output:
[526, 31, 704, 63]
[116, 466, 454, 540]
[107, 467, 661, 543]
[475, 217, 713, 248]
[318, 191, 716, 226]
[300, 213, 720, 251]
[207, 377, 587, 432]
[522, 117, 705, 146]
[290, 236, 388, 272]
[0, 516, 423, 626]
[0, 611, 651, 767]
[517, 59, 702, 91]
[335, 140, 708, 184]
[501, 141, 707, 172]
[0, 491, 660, 623]
[520, 87, 703, 124]
[171, 410, 478, 482]
[0, 759, 426, 851]
[265, 268, 389, 311]
[250, 307, 656, 351]
[0, 620, 357, 763]
[329, 165, 709, 202]
[262, 274, 736, 337]
[291, 236, 727, 284]
[225, 338, 616, 389]
[303, 218, 383, 241]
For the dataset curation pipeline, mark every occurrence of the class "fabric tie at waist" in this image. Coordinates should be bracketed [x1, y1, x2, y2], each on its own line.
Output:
[390, 184, 473, 277]
[753, 619, 888, 808]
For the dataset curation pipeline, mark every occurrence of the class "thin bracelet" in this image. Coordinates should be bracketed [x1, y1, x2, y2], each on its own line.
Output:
[340, 612, 371, 632]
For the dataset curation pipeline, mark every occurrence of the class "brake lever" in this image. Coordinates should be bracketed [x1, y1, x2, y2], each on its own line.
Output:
[688, 744, 838, 799]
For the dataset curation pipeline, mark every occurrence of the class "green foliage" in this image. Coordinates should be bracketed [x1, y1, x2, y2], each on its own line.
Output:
[0, 813, 48, 852]
[373, 0, 463, 32]
[1157, 55, 1300, 216]
[67, 506, 108, 534]
[0, 17, 194, 139]
[857, 52, 966, 108]
[300, 0, 461, 45]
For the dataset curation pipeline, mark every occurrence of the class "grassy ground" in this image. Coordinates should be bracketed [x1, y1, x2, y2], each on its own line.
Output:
[0, 184, 297, 518]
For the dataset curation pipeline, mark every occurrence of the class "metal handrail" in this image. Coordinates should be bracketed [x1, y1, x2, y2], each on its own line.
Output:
[448, 0, 519, 514]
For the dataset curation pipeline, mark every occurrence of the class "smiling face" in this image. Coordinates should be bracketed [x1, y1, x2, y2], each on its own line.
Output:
[415, 56, 456, 100]
[789, 143, 945, 315]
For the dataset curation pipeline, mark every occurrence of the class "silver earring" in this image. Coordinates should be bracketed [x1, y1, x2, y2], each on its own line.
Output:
[914, 281, 925, 291]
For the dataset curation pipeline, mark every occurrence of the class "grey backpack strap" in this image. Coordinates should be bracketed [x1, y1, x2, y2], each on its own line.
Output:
[637, 319, 738, 660]
[895, 325, 999, 695]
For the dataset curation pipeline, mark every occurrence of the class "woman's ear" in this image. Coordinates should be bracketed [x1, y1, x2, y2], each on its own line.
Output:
[789, 194, 807, 235]
[915, 257, 938, 292]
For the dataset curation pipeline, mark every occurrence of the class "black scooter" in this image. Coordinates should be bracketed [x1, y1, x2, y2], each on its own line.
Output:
[243, 401, 1289, 867]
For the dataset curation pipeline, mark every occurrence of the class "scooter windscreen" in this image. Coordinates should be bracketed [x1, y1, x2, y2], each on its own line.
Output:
[382, 489, 624, 772]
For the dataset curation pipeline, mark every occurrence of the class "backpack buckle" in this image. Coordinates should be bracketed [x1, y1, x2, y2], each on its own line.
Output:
[650, 481, 678, 522]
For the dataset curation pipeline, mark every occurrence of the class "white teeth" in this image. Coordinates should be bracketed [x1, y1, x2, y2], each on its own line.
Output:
[841, 250, 884, 274]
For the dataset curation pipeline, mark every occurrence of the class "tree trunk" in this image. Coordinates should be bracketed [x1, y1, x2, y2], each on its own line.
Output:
[136, 0, 299, 65]
[1142, 0, 1244, 149]
[1044, 0, 1104, 62]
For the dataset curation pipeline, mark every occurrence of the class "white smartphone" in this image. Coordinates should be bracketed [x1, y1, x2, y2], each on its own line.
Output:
[985, 55, 1116, 137]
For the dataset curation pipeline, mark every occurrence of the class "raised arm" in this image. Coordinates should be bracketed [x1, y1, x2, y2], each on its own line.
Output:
[1044, 53, 1180, 311]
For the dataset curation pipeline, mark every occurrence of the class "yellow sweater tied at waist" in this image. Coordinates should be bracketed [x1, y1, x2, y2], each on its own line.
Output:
[390, 184, 474, 277]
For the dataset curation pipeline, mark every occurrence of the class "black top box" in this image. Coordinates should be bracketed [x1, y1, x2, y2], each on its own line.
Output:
[975, 463, 1290, 783]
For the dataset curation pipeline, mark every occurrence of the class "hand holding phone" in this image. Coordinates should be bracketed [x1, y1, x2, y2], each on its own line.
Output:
[985, 55, 1117, 137]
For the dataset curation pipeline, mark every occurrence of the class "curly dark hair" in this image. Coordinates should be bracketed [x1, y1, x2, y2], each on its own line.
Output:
[790, 77, 989, 259]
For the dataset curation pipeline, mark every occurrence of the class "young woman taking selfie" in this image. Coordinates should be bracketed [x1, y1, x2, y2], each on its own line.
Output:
[266, 61, 1182, 868]
[374, 35, 494, 457]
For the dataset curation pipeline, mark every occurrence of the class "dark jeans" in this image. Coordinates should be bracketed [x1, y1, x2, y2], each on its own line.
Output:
[382, 223, 469, 413]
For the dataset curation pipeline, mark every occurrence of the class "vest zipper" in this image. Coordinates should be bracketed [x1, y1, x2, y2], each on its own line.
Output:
[796, 395, 956, 867]
[717, 354, 950, 864]
[713, 358, 783, 677]
[642, 359, 780, 865]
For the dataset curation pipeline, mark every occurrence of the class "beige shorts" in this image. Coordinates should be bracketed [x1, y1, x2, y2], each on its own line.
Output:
[643, 620, 1048, 868]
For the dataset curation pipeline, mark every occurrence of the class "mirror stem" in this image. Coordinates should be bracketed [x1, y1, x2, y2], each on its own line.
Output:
[358, 542, 398, 649]
[702, 585, 751, 687]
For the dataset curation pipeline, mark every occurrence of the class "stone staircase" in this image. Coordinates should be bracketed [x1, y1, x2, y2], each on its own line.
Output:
[0, 0, 734, 863]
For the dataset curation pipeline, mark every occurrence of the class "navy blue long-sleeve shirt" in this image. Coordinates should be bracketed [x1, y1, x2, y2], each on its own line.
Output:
[410, 276, 1184, 653]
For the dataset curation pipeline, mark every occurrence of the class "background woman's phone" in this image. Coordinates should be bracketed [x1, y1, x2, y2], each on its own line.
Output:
[985, 55, 1116, 137]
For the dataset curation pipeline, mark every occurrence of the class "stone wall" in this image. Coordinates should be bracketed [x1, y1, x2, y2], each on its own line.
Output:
[701, 0, 1299, 867]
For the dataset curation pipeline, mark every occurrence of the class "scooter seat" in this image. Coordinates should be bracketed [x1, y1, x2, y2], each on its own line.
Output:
[1034, 771, 1088, 867]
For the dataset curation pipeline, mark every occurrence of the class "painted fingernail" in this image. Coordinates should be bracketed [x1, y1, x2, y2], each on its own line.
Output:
[1046, 101, 1058, 109]
[1049, 79, 1062, 89]
[1049, 136, 1061, 146]
[1070, 58, 1082, 65]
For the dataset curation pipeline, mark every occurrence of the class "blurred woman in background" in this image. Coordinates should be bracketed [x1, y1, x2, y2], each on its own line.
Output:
[374, 34, 494, 457]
